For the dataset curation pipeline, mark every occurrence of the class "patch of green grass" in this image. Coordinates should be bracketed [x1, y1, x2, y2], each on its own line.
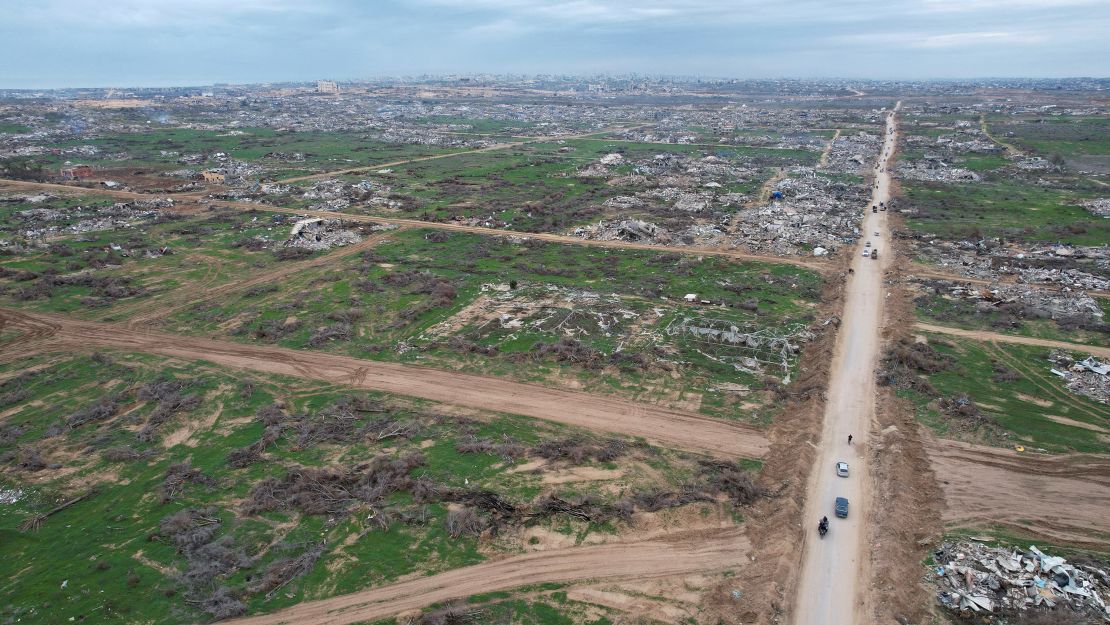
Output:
[165, 228, 820, 420]
[903, 178, 1107, 245]
[905, 334, 1109, 453]
[0, 350, 709, 624]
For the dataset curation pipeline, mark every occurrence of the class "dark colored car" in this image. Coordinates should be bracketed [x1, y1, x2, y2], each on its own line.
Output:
[835, 497, 849, 518]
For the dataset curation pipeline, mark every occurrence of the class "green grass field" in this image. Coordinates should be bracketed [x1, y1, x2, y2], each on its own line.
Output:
[0, 351, 708, 625]
[898, 334, 1109, 454]
[163, 228, 822, 421]
[902, 178, 1106, 245]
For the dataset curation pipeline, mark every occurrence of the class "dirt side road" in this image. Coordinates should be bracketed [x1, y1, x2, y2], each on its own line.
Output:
[0, 179, 830, 272]
[915, 322, 1110, 357]
[220, 527, 750, 625]
[792, 103, 900, 625]
[929, 439, 1110, 548]
[0, 308, 768, 459]
[276, 124, 642, 184]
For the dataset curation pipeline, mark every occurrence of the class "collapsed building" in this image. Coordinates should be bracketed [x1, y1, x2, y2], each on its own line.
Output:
[930, 540, 1109, 622]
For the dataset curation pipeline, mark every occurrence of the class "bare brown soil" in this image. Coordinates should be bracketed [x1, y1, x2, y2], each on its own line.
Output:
[866, 235, 945, 625]
[929, 438, 1110, 549]
[0, 308, 768, 459]
[914, 322, 1110, 357]
[220, 527, 751, 625]
[718, 262, 845, 625]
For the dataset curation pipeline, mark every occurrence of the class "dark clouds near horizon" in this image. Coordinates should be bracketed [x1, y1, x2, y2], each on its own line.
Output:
[1, 0, 1107, 88]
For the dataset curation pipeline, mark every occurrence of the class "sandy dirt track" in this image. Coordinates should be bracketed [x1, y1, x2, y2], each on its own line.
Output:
[0, 178, 830, 272]
[792, 104, 900, 625]
[0, 308, 768, 459]
[928, 439, 1110, 547]
[277, 124, 642, 183]
[117, 230, 400, 327]
[218, 527, 749, 625]
[915, 322, 1110, 357]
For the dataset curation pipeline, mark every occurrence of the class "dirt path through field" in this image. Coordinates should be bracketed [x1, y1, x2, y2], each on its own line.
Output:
[220, 526, 750, 625]
[0, 178, 830, 272]
[276, 124, 645, 184]
[928, 438, 1110, 548]
[0, 308, 768, 459]
[907, 265, 1110, 300]
[915, 322, 1110, 357]
[116, 230, 401, 327]
[792, 102, 900, 625]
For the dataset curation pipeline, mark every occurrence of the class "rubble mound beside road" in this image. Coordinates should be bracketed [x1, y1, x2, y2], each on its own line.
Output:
[929, 540, 1109, 622]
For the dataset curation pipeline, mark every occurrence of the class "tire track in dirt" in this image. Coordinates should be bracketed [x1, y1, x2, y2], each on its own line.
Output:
[983, 342, 1108, 424]
[274, 124, 645, 184]
[915, 322, 1110, 358]
[928, 438, 1110, 548]
[220, 527, 750, 625]
[0, 179, 830, 273]
[0, 308, 768, 459]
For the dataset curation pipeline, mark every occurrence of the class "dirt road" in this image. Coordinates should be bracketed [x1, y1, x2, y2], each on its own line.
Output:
[0, 308, 768, 459]
[792, 103, 900, 625]
[929, 439, 1110, 548]
[914, 322, 1110, 358]
[276, 124, 644, 184]
[0, 178, 829, 272]
[116, 230, 401, 327]
[220, 527, 750, 625]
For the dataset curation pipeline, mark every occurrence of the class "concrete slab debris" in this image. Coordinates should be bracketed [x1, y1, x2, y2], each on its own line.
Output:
[931, 540, 1109, 622]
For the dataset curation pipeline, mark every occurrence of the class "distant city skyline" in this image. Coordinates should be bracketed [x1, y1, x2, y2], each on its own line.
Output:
[1, 0, 1107, 89]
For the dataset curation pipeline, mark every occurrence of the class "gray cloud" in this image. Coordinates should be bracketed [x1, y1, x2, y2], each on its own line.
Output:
[0, 0, 1105, 88]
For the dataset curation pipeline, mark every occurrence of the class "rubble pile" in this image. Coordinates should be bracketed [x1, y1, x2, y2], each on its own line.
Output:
[930, 540, 1109, 621]
[907, 236, 1110, 291]
[727, 169, 867, 255]
[1048, 351, 1110, 405]
[916, 278, 1106, 325]
[285, 218, 362, 250]
[1081, 198, 1110, 219]
[897, 156, 982, 183]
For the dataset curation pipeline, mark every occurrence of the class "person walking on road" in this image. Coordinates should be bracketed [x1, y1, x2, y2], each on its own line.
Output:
[848, 434, 853, 445]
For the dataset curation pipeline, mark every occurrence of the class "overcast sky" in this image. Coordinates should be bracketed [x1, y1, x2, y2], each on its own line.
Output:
[1, 0, 1106, 88]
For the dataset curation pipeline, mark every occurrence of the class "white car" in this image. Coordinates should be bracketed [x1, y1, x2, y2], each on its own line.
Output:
[862, 249, 870, 256]
[836, 461, 849, 477]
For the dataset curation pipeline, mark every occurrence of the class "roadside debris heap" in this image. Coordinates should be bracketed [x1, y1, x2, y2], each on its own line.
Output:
[931, 540, 1109, 622]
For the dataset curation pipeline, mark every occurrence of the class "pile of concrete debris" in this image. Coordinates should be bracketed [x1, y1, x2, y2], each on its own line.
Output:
[1048, 350, 1110, 405]
[907, 236, 1110, 292]
[930, 540, 1109, 622]
[285, 218, 362, 250]
[897, 157, 981, 183]
[917, 278, 1106, 326]
[1081, 198, 1110, 219]
[728, 168, 865, 256]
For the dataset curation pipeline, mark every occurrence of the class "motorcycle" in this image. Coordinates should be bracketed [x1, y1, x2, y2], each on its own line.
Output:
[817, 518, 828, 538]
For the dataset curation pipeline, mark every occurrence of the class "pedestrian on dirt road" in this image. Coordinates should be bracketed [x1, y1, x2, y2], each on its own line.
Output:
[848, 434, 853, 445]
